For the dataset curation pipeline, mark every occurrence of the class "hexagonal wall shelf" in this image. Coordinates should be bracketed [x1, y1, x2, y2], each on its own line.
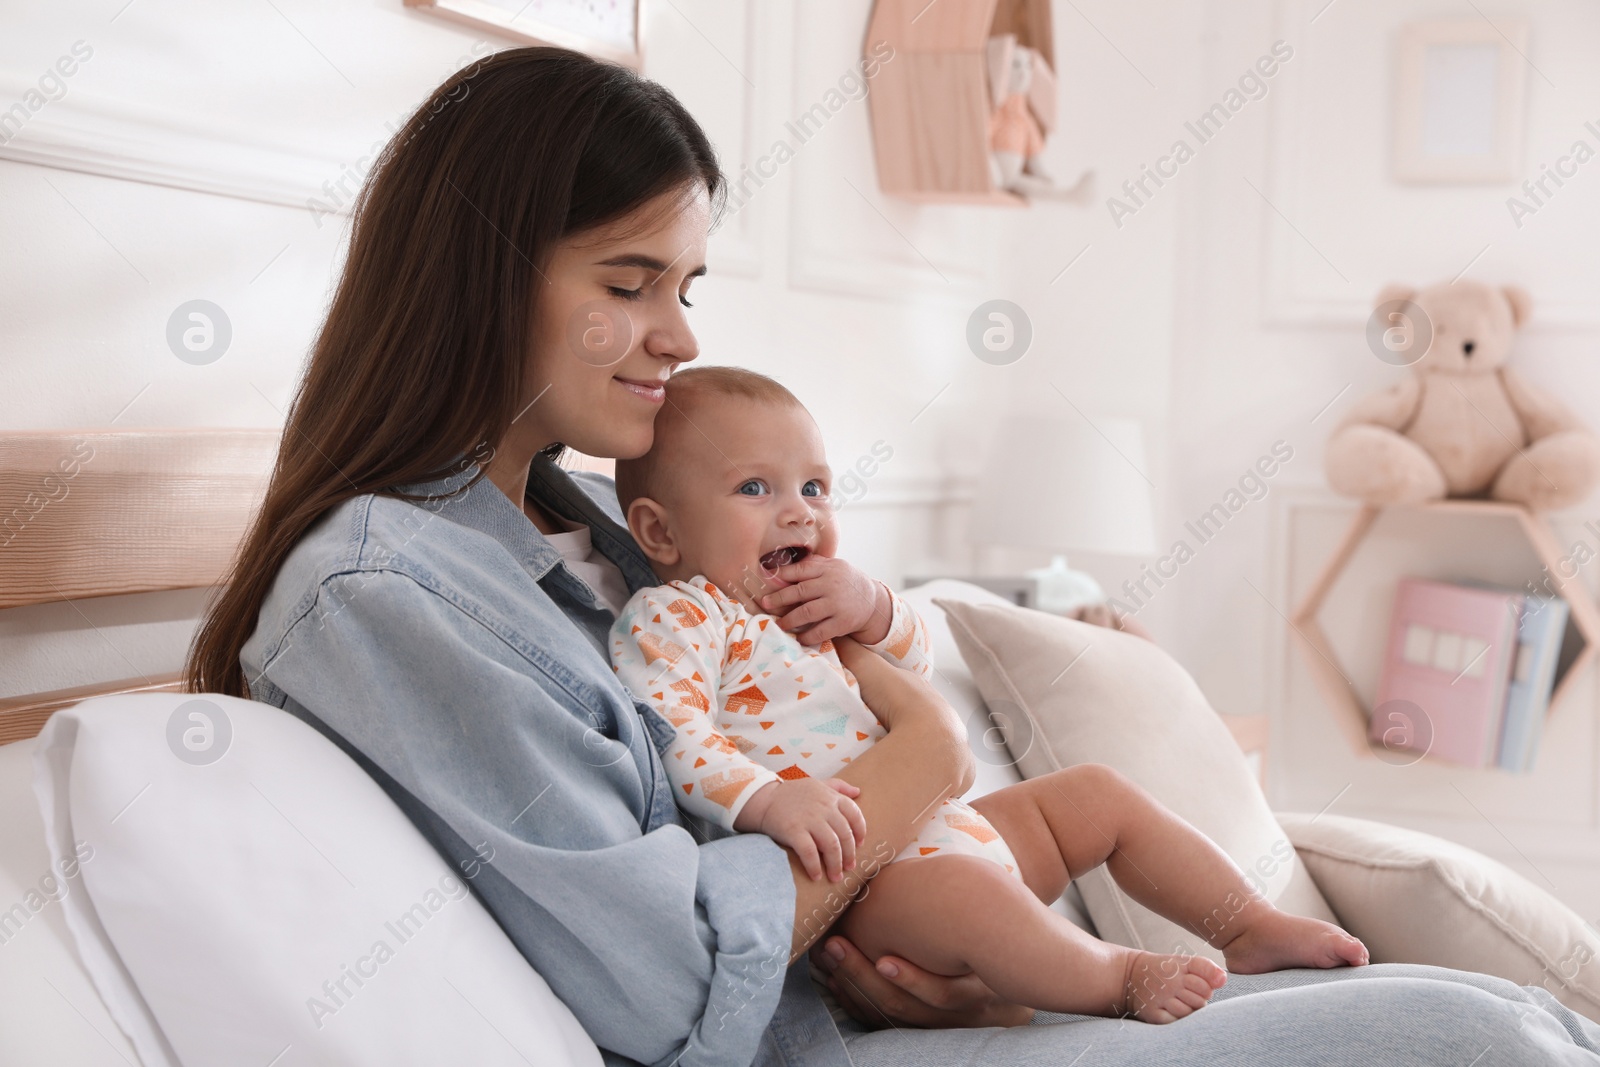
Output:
[1290, 500, 1600, 760]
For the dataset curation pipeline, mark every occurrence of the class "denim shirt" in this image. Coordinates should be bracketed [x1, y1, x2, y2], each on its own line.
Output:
[239, 453, 854, 1067]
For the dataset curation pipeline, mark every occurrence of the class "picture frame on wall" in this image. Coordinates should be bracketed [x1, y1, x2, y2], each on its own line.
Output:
[1392, 19, 1529, 184]
[404, 0, 641, 69]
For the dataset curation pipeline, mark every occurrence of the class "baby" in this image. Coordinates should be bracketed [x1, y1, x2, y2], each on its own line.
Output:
[609, 366, 1367, 1023]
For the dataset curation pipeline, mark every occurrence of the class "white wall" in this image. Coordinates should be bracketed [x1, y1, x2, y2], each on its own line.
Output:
[1155, 0, 1600, 917]
[12, 0, 1596, 918]
[1164, 0, 1600, 708]
[0, 0, 1205, 697]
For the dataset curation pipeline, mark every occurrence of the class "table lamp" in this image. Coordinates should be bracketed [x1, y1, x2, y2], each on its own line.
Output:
[969, 415, 1158, 613]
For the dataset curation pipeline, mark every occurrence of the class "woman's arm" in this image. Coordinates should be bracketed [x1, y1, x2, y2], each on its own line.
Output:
[796, 638, 1035, 1028]
[251, 567, 797, 1067]
[786, 637, 973, 959]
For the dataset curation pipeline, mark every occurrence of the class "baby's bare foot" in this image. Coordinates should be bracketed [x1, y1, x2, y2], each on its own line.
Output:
[1121, 950, 1227, 1024]
[1222, 908, 1369, 974]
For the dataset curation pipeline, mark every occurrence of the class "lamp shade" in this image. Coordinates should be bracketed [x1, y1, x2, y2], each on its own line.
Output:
[970, 414, 1157, 556]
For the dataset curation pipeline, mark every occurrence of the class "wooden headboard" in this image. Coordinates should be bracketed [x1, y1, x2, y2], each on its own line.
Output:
[0, 430, 279, 744]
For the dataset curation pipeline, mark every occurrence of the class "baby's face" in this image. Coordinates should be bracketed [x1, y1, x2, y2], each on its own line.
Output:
[648, 396, 838, 612]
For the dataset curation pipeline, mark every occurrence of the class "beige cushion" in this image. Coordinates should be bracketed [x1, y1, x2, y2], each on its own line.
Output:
[937, 598, 1338, 962]
[1281, 812, 1600, 1021]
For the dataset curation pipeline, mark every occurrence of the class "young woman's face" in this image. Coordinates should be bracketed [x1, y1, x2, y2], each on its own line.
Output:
[525, 183, 710, 459]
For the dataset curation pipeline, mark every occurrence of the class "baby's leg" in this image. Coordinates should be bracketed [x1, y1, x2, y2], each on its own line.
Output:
[837, 854, 1225, 1022]
[971, 764, 1368, 972]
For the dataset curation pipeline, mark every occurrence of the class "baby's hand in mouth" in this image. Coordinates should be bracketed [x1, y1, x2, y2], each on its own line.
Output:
[756, 554, 891, 647]
[758, 544, 810, 576]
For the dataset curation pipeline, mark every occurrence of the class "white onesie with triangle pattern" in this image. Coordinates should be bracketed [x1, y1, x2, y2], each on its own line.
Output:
[609, 575, 1022, 878]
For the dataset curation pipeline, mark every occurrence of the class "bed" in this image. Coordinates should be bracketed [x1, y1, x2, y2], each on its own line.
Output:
[2, 429, 1596, 1065]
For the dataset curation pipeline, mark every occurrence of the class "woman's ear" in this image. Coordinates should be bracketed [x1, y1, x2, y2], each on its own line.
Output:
[626, 497, 680, 567]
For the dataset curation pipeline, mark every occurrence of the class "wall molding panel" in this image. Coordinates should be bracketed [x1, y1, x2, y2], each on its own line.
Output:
[783, 0, 995, 301]
[658, 0, 765, 279]
[0, 83, 349, 216]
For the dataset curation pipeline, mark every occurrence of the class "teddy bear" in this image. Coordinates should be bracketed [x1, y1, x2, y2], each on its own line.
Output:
[1324, 279, 1600, 511]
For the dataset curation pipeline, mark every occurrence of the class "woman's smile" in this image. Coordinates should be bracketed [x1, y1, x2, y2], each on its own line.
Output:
[614, 375, 668, 404]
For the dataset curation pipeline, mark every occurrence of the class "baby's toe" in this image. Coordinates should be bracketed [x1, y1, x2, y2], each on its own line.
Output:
[1194, 957, 1228, 987]
[1334, 933, 1369, 967]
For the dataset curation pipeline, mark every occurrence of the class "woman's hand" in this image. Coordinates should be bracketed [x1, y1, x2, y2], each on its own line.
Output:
[833, 638, 949, 732]
[834, 636, 972, 794]
[833, 636, 904, 730]
[811, 936, 1036, 1029]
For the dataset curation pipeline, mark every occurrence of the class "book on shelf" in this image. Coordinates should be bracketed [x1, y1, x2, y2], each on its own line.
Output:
[1496, 594, 1569, 773]
[1371, 578, 1523, 767]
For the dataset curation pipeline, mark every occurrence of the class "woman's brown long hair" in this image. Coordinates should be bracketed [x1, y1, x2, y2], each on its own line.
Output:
[186, 48, 724, 698]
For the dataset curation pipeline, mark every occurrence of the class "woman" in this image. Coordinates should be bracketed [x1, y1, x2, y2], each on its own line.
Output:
[187, 47, 1600, 1067]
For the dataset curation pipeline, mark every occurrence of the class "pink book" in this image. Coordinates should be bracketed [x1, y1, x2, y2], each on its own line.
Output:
[1370, 578, 1523, 767]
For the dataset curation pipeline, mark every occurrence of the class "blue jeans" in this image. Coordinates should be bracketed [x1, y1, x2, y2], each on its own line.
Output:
[842, 964, 1600, 1065]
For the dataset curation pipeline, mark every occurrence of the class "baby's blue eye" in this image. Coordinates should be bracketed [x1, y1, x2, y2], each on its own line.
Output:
[737, 480, 766, 496]
[802, 481, 823, 497]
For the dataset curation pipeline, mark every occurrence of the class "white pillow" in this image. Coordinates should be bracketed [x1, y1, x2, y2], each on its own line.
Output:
[1281, 812, 1600, 1021]
[938, 598, 1339, 962]
[0, 737, 137, 1066]
[34, 692, 603, 1067]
